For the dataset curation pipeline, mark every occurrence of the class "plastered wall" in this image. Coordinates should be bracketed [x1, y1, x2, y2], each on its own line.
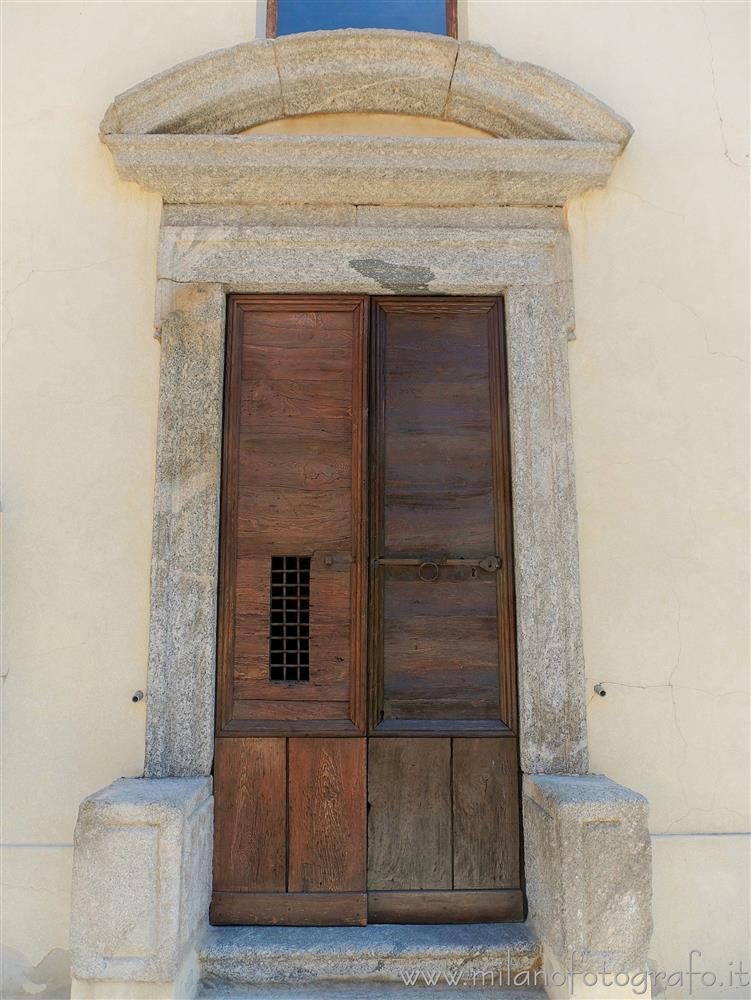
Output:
[2, 2, 748, 998]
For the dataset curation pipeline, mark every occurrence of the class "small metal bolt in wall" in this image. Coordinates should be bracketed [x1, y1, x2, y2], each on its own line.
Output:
[132, 690, 145, 703]
[594, 684, 606, 697]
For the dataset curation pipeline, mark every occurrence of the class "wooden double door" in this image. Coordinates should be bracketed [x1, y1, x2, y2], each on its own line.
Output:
[212, 295, 522, 926]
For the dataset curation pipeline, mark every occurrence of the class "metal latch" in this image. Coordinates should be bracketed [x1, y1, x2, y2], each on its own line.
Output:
[478, 556, 501, 572]
[375, 555, 502, 576]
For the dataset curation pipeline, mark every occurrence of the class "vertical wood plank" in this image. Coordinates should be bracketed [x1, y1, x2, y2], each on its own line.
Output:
[367, 738, 452, 890]
[288, 738, 366, 892]
[213, 737, 286, 893]
[452, 737, 520, 889]
[215, 297, 243, 735]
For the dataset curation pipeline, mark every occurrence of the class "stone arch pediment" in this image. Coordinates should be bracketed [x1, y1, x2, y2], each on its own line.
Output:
[100, 29, 631, 147]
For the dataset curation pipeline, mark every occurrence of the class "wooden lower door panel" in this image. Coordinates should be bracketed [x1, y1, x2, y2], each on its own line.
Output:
[366, 736, 522, 922]
[212, 737, 286, 894]
[212, 736, 366, 925]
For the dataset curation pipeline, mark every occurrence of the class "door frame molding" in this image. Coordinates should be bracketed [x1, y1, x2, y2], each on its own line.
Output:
[144, 213, 587, 778]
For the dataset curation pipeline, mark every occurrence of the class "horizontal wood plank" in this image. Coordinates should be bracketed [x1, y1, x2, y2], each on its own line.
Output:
[211, 892, 367, 926]
[241, 378, 352, 439]
[371, 719, 511, 736]
[232, 699, 350, 721]
[219, 717, 362, 737]
[367, 889, 523, 923]
[382, 578, 500, 721]
[238, 488, 352, 554]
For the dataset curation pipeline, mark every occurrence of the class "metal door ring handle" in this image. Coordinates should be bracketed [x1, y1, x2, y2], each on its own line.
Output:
[418, 561, 440, 582]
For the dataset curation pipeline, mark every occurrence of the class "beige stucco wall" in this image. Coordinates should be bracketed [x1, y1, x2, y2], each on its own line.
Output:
[1, 2, 748, 998]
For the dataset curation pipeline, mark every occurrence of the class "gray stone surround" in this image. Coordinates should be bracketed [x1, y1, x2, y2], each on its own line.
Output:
[68, 29, 653, 999]
[148, 211, 585, 777]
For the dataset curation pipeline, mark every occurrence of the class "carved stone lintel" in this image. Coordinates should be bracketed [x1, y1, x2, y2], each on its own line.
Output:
[103, 133, 622, 208]
[157, 223, 570, 294]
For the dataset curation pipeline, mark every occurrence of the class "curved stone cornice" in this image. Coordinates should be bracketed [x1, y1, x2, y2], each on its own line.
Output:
[100, 29, 632, 147]
[100, 29, 632, 208]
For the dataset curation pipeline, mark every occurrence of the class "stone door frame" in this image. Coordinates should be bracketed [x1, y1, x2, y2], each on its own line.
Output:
[145, 212, 586, 780]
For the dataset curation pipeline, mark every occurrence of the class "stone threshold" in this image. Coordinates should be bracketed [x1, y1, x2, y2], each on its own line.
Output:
[199, 922, 541, 988]
[199, 985, 547, 998]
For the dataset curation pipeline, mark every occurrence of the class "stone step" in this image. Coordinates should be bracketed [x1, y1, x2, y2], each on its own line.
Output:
[199, 984, 548, 999]
[199, 923, 541, 990]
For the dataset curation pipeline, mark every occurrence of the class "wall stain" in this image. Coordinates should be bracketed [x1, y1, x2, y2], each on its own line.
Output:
[1, 946, 70, 998]
[349, 258, 434, 293]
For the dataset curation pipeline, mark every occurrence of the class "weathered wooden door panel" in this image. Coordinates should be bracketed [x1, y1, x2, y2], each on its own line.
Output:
[213, 296, 367, 926]
[288, 738, 366, 893]
[369, 298, 517, 737]
[216, 296, 367, 737]
[367, 738, 452, 891]
[366, 298, 522, 922]
[381, 568, 500, 720]
[214, 294, 521, 926]
[380, 309, 496, 555]
[452, 737, 521, 890]
[213, 737, 286, 895]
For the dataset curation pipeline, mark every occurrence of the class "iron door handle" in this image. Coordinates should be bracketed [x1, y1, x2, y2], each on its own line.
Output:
[374, 556, 501, 573]
[418, 561, 440, 582]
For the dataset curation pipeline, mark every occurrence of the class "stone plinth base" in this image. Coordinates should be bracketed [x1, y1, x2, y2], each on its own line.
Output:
[70, 777, 212, 1000]
[523, 773, 653, 997]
